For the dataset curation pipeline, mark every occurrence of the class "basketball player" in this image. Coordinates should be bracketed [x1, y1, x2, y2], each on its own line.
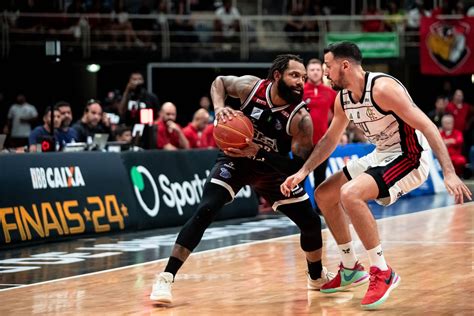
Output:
[150, 54, 334, 304]
[281, 42, 472, 309]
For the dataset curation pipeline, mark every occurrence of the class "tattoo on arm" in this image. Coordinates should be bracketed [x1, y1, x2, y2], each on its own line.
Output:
[293, 113, 313, 160]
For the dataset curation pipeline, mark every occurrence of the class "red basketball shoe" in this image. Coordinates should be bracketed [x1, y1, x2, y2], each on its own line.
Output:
[361, 266, 401, 309]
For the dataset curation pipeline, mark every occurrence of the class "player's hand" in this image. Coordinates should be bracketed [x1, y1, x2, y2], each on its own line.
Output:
[444, 172, 472, 204]
[280, 169, 309, 197]
[224, 138, 259, 158]
[215, 107, 241, 123]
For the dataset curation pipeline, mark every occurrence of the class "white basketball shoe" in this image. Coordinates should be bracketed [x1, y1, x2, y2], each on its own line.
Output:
[307, 266, 336, 290]
[150, 272, 174, 304]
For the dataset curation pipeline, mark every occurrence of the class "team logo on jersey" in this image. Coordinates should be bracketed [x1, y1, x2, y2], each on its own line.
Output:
[255, 98, 267, 106]
[366, 108, 377, 120]
[219, 168, 232, 179]
[275, 119, 282, 130]
[251, 107, 264, 120]
[224, 162, 235, 170]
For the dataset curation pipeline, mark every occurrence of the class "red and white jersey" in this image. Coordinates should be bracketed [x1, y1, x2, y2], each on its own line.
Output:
[340, 72, 430, 155]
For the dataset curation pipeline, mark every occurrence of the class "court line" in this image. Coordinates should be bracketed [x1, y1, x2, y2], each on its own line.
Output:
[0, 203, 470, 293]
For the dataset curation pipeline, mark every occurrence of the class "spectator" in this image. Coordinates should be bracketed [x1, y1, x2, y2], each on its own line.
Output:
[361, 2, 384, 32]
[214, 0, 240, 45]
[28, 106, 62, 152]
[284, 1, 306, 43]
[115, 124, 132, 142]
[6, 93, 38, 148]
[384, 1, 404, 32]
[55, 101, 78, 149]
[72, 99, 110, 144]
[199, 95, 214, 122]
[119, 71, 160, 126]
[406, 0, 431, 34]
[202, 123, 217, 148]
[440, 114, 466, 176]
[446, 89, 472, 132]
[428, 95, 447, 127]
[155, 102, 190, 150]
[182, 108, 210, 148]
[303, 58, 336, 208]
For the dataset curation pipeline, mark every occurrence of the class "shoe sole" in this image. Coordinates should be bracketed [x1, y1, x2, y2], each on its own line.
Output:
[320, 274, 370, 293]
[150, 295, 172, 304]
[360, 275, 401, 310]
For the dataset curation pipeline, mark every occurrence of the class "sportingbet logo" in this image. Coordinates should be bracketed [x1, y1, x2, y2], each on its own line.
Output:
[30, 166, 85, 190]
[130, 165, 251, 217]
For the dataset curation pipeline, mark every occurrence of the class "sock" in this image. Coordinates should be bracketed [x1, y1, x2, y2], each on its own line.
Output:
[307, 260, 323, 280]
[164, 256, 183, 279]
[338, 241, 358, 268]
[367, 245, 388, 271]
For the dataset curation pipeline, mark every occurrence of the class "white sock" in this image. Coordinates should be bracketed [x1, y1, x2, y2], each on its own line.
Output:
[367, 245, 388, 271]
[338, 241, 357, 268]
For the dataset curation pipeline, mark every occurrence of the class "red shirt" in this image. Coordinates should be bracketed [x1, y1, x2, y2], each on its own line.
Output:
[446, 102, 472, 131]
[156, 119, 182, 149]
[303, 81, 337, 144]
[202, 123, 217, 148]
[440, 129, 464, 157]
[182, 123, 206, 148]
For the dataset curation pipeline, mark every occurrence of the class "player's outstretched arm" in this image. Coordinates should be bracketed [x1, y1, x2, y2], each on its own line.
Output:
[281, 94, 348, 196]
[210, 75, 259, 122]
[372, 78, 472, 204]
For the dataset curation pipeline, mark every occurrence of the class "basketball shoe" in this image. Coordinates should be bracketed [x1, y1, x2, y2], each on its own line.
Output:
[360, 266, 400, 309]
[307, 266, 336, 290]
[320, 261, 369, 293]
[150, 272, 173, 304]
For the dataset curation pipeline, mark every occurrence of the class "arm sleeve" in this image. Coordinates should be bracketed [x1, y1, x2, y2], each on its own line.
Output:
[255, 149, 305, 175]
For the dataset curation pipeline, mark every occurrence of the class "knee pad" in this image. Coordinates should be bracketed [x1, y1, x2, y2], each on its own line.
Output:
[176, 183, 232, 251]
[277, 200, 323, 252]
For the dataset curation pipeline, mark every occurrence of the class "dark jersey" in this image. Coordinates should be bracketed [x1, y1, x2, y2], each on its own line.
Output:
[240, 79, 307, 155]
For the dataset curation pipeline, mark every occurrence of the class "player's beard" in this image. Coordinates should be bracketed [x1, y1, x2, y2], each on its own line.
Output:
[329, 69, 345, 91]
[277, 78, 303, 104]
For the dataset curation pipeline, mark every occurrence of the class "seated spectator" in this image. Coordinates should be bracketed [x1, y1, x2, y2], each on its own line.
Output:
[446, 89, 472, 132]
[440, 114, 466, 176]
[119, 71, 160, 126]
[428, 95, 447, 127]
[115, 124, 132, 142]
[284, 1, 306, 43]
[361, 2, 384, 32]
[199, 95, 214, 122]
[6, 93, 38, 148]
[202, 123, 217, 148]
[155, 102, 190, 150]
[406, 0, 431, 35]
[182, 108, 210, 148]
[29, 106, 62, 152]
[72, 99, 110, 144]
[384, 1, 404, 32]
[55, 101, 78, 149]
[214, 0, 240, 44]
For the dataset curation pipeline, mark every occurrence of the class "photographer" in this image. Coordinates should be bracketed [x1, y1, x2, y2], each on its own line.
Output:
[118, 71, 160, 126]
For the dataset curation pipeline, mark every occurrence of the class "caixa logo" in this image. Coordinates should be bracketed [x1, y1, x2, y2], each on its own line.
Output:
[30, 166, 85, 190]
[130, 165, 251, 217]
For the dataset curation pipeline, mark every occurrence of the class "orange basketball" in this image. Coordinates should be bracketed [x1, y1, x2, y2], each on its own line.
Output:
[213, 113, 254, 150]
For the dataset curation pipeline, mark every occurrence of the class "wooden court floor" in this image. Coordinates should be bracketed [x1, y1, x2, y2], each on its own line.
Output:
[0, 203, 472, 315]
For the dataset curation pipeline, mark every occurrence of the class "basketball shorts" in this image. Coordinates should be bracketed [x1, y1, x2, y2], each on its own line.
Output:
[208, 153, 309, 211]
[342, 149, 430, 206]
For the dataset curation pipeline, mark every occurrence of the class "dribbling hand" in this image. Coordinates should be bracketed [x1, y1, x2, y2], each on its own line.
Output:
[215, 108, 240, 123]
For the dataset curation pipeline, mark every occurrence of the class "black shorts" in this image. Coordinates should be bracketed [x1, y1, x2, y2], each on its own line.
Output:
[208, 153, 309, 210]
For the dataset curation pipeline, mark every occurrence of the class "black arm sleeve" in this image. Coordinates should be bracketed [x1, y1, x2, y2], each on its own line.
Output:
[255, 148, 305, 175]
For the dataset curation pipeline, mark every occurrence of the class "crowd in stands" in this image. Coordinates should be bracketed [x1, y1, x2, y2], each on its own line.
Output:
[2, 0, 474, 51]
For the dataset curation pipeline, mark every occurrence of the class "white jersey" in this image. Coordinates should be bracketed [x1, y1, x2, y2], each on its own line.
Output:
[340, 72, 430, 155]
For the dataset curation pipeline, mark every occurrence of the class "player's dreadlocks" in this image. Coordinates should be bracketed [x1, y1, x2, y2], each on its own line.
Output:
[267, 54, 303, 80]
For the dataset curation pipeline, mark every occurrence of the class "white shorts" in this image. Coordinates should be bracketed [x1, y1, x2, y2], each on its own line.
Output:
[342, 150, 430, 206]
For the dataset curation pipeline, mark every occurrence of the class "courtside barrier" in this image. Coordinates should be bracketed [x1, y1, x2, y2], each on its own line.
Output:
[0, 152, 138, 247]
[121, 149, 259, 229]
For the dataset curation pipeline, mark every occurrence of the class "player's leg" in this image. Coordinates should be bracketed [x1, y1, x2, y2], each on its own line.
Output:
[315, 171, 369, 293]
[312, 158, 328, 214]
[150, 156, 244, 304]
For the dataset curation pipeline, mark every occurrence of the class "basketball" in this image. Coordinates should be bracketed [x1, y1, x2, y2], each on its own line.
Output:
[213, 113, 254, 150]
